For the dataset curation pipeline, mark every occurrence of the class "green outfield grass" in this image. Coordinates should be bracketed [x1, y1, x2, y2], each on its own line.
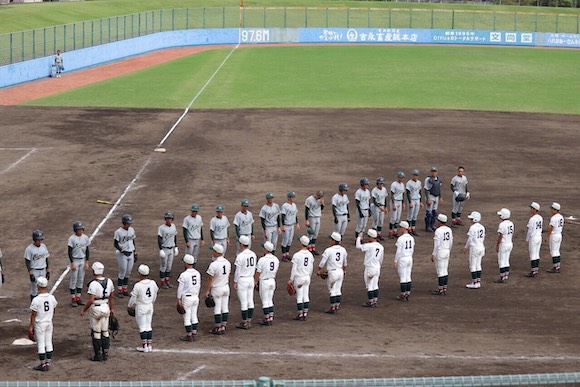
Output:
[25, 45, 580, 114]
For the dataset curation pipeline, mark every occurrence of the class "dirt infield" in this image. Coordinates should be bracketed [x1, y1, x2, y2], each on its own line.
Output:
[0, 106, 579, 382]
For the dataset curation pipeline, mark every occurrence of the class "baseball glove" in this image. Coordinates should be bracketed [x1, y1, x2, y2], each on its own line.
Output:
[28, 328, 36, 342]
[176, 302, 186, 315]
[109, 314, 120, 338]
[204, 295, 215, 308]
[287, 282, 296, 296]
[318, 271, 329, 280]
[127, 306, 136, 317]
[455, 193, 466, 202]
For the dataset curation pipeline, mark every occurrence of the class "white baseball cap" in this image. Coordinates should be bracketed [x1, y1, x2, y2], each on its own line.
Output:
[437, 214, 448, 223]
[92, 261, 104, 275]
[36, 277, 48, 288]
[551, 202, 561, 211]
[367, 229, 378, 238]
[330, 232, 342, 242]
[399, 221, 410, 229]
[261, 241, 274, 252]
[210, 244, 224, 254]
[238, 235, 250, 246]
[497, 208, 511, 220]
[299, 235, 310, 246]
[529, 202, 540, 211]
[183, 254, 195, 265]
[467, 211, 481, 222]
[138, 264, 150, 276]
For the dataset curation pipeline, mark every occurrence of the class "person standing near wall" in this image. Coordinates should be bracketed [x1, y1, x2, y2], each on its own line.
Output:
[54, 50, 63, 78]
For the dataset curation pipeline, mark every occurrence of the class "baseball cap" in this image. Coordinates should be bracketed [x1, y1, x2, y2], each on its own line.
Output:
[397, 171, 405, 178]
[241, 199, 250, 206]
[329, 232, 342, 242]
[191, 203, 200, 211]
[265, 192, 274, 199]
[138, 264, 150, 276]
[497, 208, 511, 220]
[210, 244, 224, 254]
[529, 202, 540, 211]
[412, 169, 420, 175]
[338, 183, 348, 191]
[261, 241, 274, 252]
[183, 254, 195, 265]
[551, 202, 561, 211]
[238, 235, 250, 246]
[287, 191, 296, 197]
[164, 211, 175, 219]
[437, 214, 448, 223]
[367, 229, 378, 238]
[431, 166, 438, 171]
[360, 177, 369, 185]
[376, 177, 385, 184]
[216, 204, 225, 212]
[399, 221, 410, 229]
[36, 277, 48, 288]
[299, 235, 310, 246]
[467, 211, 481, 222]
[92, 261, 105, 275]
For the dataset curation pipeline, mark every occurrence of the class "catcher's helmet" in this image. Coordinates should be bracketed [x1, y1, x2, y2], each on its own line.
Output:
[32, 230, 45, 241]
[338, 183, 348, 192]
[376, 177, 385, 185]
[121, 214, 133, 224]
[73, 221, 84, 231]
[360, 177, 369, 185]
[455, 193, 466, 202]
[164, 211, 175, 219]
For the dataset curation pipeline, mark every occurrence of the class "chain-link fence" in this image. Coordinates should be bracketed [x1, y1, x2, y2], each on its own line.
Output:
[1, 7, 579, 65]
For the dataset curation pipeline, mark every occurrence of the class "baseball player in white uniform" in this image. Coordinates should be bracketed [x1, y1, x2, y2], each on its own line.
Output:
[183, 203, 204, 261]
[234, 235, 257, 330]
[424, 166, 444, 232]
[113, 214, 136, 298]
[525, 202, 543, 278]
[545, 202, 564, 273]
[450, 166, 470, 226]
[394, 221, 414, 302]
[494, 208, 514, 283]
[205, 244, 231, 335]
[178, 254, 201, 342]
[389, 172, 407, 238]
[281, 191, 300, 262]
[305, 190, 325, 255]
[255, 241, 279, 326]
[289, 235, 314, 321]
[355, 178, 371, 240]
[234, 199, 255, 255]
[260, 193, 282, 250]
[318, 232, 348, 314]
[371, 178, 388, 241]
[128, 264, 159, 352]
[357, 229, 383, 307]
[463, 211, 485, 289]
[332, 184, 350, 238]
[68, 221, 90, 307]
[406, 169, 424, 236]
[210, 205, 230, 257]
[431, 214, 453, 295]
[29, 277, 57, 372]
[158, 211, 178, 289]
[24, 230, 50, 301]
[80, 262, 115, 362]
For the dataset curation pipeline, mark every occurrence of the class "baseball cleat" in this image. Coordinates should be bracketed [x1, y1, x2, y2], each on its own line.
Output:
[235, 322, 249, 330]
[259, 319, 270, 326]
[166, 282, 174, 288]
[180, 335, 194, 342]
[324, 309, 336, 314]
[71, 300, 78, 307]
[76, 299, 86, 306]
[293, 315, 306, 321]
[209, 327, 223, 335]
[362, 302, 376, 308]
[493, 278, 507, 283]
[122, 291, 130, 296]
[102, 351, 109, 361]
[431, 290, 444, 295]
[116, 292, 124, 298]
[33, 364, 48, 372]
[160, 283, 170, 289]
[466, 283, 478, 289]
[546, 268, 561, 273]
[524, 272, 537, 278]
[90, 354, 102, 362]
[136, 347, 147, 352]
[395, 295, 407, 302]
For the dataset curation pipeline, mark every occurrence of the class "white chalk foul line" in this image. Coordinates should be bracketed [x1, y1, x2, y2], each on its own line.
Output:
[0, 148, 37, 175]
[118, 347, 580, 362]
[177, 364, 207, 381]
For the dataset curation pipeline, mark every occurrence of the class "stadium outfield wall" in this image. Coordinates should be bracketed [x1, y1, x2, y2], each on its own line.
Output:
[0, 27, 579, 88]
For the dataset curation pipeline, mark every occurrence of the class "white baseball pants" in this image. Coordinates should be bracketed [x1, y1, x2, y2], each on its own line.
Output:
[435, 249, 450, 277]
[549, 233, 562, 257]
[115, 251, 134, 279]
[259, 278, 276, 309]
[497, 242, 513, 269]
[236, 276, 255, 311]
[370, 204, 385, 229]
[407, 199, 421, 221]
[135, 303, 154, 333]
[355, 208, 370, 233]
[264, 226, 279, 247]
[281, 224, 296, 247]
[90, 304, 111, 339]
[364, 266, 380, 291]
[211, 284, 230, 315]
[396, 256, 413, 283]
[468, 246, 485, 272]
[35, 321, 54, 354]
[181, 294, 199, 326]
[528, 235, 542, 261]
[294, 275, 311, 304]
[333, 214, 348, 236]
[326, 269, 344, 297]
[159, 247, 174, 273]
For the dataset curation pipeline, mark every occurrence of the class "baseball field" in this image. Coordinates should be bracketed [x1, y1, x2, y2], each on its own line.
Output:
[1, 0, 580, 383]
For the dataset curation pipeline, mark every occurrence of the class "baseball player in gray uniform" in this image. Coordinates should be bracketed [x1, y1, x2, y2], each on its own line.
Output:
[304, 190, 325, 255]
[318, 232, 348, 314]
[80, 262, 115, 362]
[234, 235, 257, 330]
[355, 178, 371, 240]
[178, 254, 201, 342]
[525, 202, 543, 278]
[332, 184, 350, 238]
[183, 203, 204, 261]
[128, 264, 159, 352]
[357, 229, 384, 307]
[431, 214, 453, 295]
[29, 277, 57, 371]
[158, 211, 178, 289]
[113, 214, 136, 298]
[405, 169, 424, 236]
[234, 199, 255, 255]
[289, 235, 315, 321]
[210, 205, 230, 257]
[424, 166, 444, 232]
[24, 230, 50, 301]
[546, 202, 564, 273]
[260, 193, 282, 249]
[494, 208, 514, 283]
[394, 222, 414, 302]
[280, 191, 300, 262]
[450, 166, 470, 226]
[371, 178, 388, 241]
[463, 211, 485, 289]
[255, 241, 279, 325]
[68, 221, 90, 307]
[205, 244, 231, 335]
[389, 172, 406, 239]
